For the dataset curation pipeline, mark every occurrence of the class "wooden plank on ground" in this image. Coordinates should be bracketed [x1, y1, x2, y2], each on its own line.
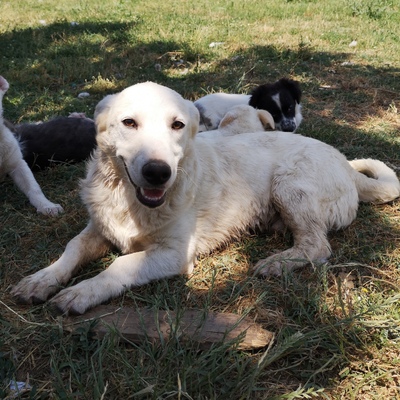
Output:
[64, 305, 274, 350]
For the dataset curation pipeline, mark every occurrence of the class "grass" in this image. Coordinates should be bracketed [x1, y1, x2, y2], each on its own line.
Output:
[0, 0, 400, 398]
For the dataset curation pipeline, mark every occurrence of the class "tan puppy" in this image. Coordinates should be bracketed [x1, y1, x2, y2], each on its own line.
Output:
[197, 104, 275, 138]
[12, 82, 400, 314]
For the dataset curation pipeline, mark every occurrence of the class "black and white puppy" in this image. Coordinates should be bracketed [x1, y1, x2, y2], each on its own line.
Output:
[249, 78, 302, 132]
[194, 78, 302, 133]
[8, 114, 96, 170]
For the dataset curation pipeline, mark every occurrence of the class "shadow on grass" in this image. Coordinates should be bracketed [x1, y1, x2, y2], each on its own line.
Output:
[1, 21, 399, 161]
[0, 20, 399, 398]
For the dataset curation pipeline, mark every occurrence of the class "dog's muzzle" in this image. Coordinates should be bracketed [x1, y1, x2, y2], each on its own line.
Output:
[142, 160, 171, 186]
[277, 119, 297, 132]
[122, 158, 171, 208]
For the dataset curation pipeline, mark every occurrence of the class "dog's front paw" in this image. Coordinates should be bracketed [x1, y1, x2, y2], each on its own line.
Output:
[11, 270, 63, 304]
[50, 283, 96, 315]
[36, 202, 64, 216]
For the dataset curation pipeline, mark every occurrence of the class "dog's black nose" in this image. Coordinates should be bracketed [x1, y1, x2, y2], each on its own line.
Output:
[142, 160, 171, 185]
[279, 119, 297, 132]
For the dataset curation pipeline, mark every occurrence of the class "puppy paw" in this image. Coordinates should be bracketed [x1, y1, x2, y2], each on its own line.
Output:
[11, 270, 62, 304]
[36, 202, 64, 216]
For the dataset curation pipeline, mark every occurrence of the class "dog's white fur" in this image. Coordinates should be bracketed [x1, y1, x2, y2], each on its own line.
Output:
[195, 93, 251, 132]
[12, 82, 400, 314]
[0, 76, 63, 216]
[197, 104, 275, 138]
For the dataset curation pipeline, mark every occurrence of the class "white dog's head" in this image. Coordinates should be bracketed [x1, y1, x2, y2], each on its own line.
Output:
[94, 82, 199, 208]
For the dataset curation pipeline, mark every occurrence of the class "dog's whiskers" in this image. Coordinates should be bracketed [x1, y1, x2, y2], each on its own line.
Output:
[178, 166, 199, 190]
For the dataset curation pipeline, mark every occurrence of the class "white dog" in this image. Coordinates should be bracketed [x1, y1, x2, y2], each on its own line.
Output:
[0, 76, 63, 216]
[12, 82, 400, 315]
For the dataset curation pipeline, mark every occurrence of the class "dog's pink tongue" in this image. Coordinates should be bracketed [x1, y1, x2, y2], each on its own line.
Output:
[143, 188, 165, 200]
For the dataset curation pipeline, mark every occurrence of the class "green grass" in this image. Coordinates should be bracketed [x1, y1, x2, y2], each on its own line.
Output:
[1, 0, 400, 398]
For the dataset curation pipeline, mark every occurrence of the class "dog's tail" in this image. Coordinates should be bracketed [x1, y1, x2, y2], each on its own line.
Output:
[349, 158, 400, 204]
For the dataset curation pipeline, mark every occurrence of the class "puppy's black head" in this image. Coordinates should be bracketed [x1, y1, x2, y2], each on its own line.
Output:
[275, 78, 302, 104]
[249, 78, 302, 132]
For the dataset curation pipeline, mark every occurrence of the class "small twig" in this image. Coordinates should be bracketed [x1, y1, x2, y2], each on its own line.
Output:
[371, 87, 399, 96]
[99, 381, 109, 400]
[0, 300, 46, 327]
[63, 307, 122, 326]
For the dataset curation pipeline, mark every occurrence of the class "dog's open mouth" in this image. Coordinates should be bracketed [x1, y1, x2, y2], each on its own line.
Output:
[136, 187, 166, 208]
[122, 159, 167, 208]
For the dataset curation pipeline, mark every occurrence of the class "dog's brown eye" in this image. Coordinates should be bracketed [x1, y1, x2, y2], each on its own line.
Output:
[122, 118, 138, 128]
[171, 120, 185, 130]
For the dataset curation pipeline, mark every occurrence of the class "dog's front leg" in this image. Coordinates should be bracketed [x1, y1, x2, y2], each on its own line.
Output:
[11, 222, 112, 304]
[9, 161, 64, 216]
[49, 246, 192, 315]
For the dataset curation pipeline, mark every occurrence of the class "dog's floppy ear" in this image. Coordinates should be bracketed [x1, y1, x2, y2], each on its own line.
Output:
[248, 85, 266, 108]
[187, 100, 200, 137]
[279, 78, 302, 103]
[94, 94, 116, 134]
[218, 109, 237, 129]
[257, 109, 275, 130]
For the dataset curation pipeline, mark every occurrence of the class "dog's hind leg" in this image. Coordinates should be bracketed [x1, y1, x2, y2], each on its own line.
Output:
[254, 227, 331, 276]
[11, 222, 112, 303]
[255, 185, 332, 276]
